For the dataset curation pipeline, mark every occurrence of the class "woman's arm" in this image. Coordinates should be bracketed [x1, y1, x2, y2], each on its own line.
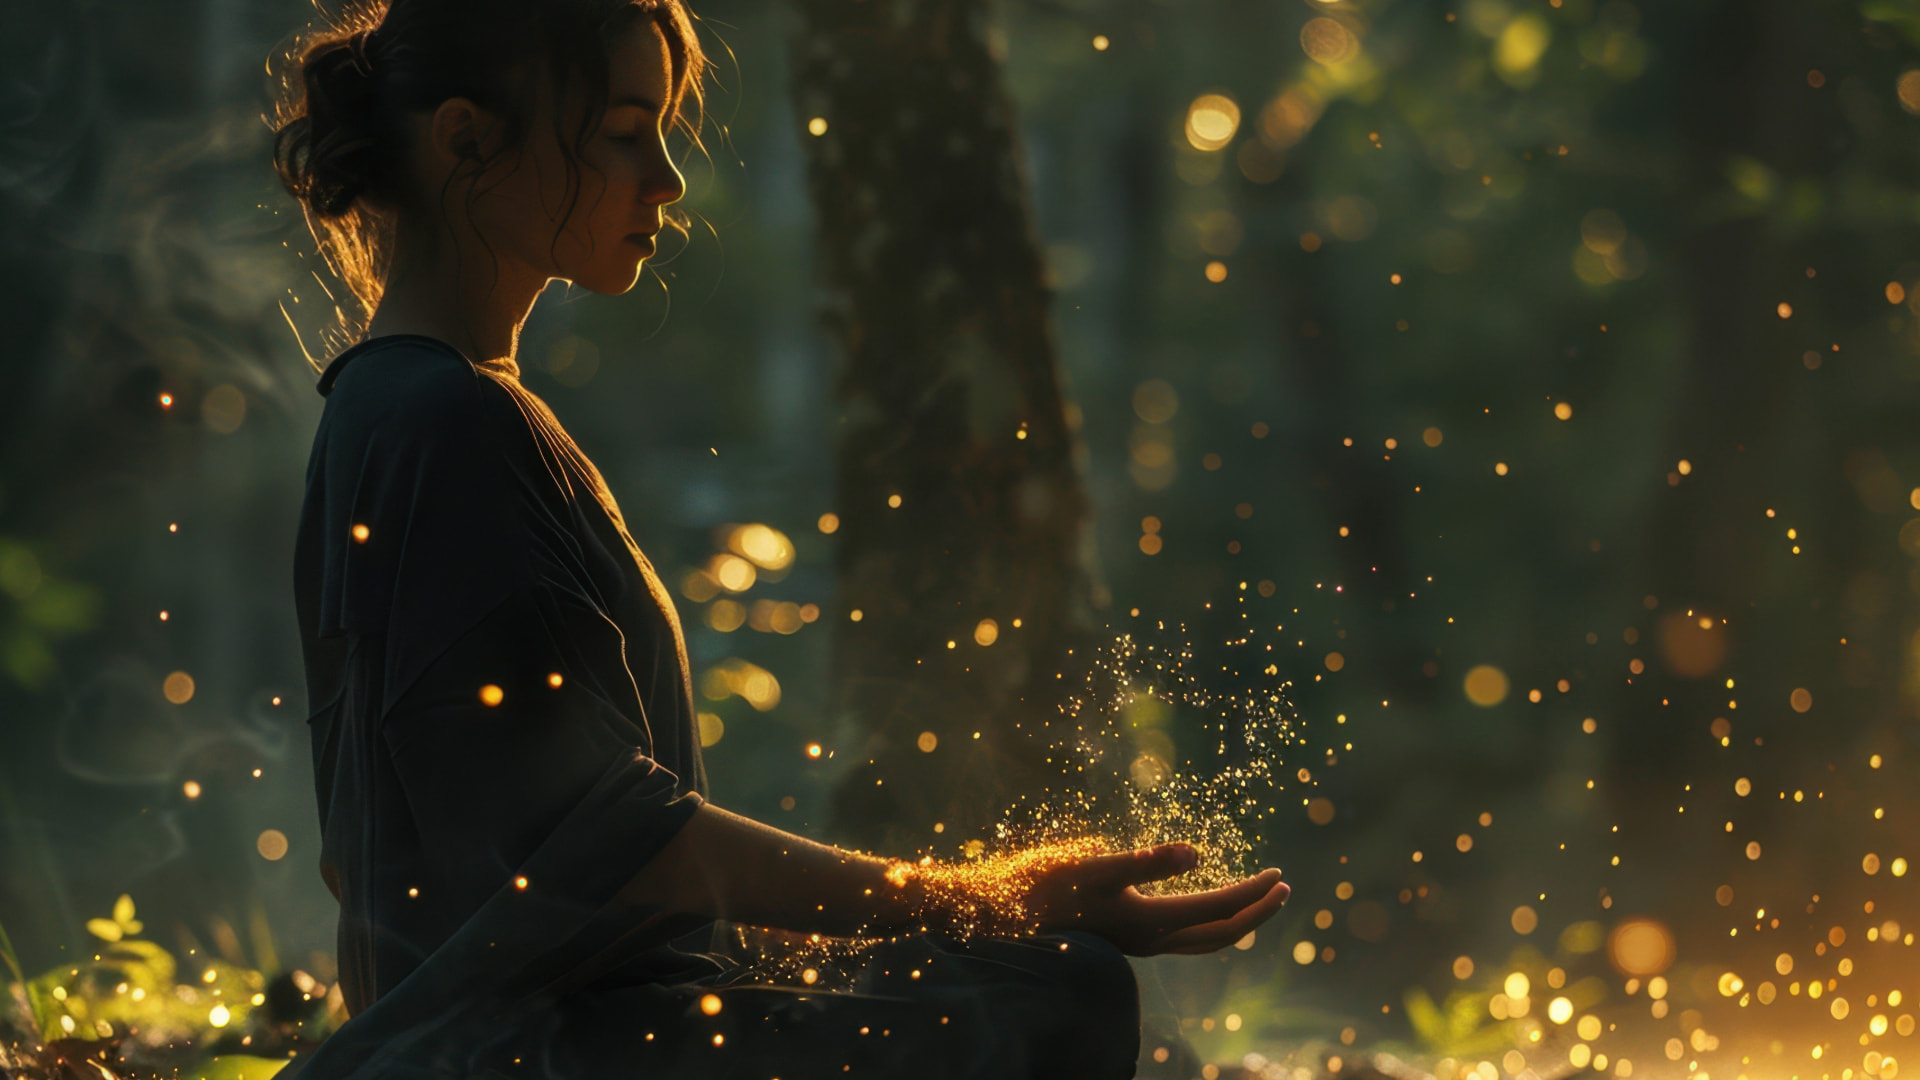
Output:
[618, 802, 1291, 954]
[615, 802, 911, 937]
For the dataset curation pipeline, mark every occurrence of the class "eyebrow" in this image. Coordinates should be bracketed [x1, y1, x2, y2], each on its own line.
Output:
[609, 94, 665, 113]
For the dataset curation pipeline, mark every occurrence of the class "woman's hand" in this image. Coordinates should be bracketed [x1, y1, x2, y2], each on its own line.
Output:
[1025, 842, 1289, 956]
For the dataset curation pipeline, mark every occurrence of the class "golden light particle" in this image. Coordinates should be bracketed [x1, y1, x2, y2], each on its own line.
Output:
[1453, 956, 1475, 979]
[159, 393, 173, 408]
[1495, 462, 1509, 476]
[1555, 401, 1573, 420]
[887, 494, 902, 509]
[209, 1004, 231, 1028]
[806, 743, 823, 758]
[1184, 93, 1241, 151]
[699, 994, 722, 1016]
[817, 512, 840, 534]
[1582, 717, 1597, 733]
[712, 1034, 724, 1047]
[731, 524, 796, 571]
[183, 780, 201, 799]
[1324, 652, 1345, 672]
[1512, 905, 1539, 934]
[514, 876, 529, 890]
[917, 731, 938, 753]
[1300, 17, 1359, 64]
[1866, 853, 1883, 875]
[1746, 840, 1762, 860]
[712, 553, 757, 592]
[478, 684, 504, 707]
[1139, 534, 1163, 555]
[1092, 34, 1109, 50]
[256, 829, 289, 861]
[202, 384, 247, 434]
[1891, 282, 1909, 305]
[351, 523, 371, 543]
[1777, 302, 1794, 319]
[1790, 687, 1812, 712]
[1900, 70, 1920, 115]
[163, 671, 196, 705]
[1735, 777, 1751, 796]
[1204, 260, 1229, 283]
[1292, 940, 1316, 964]
[973, 619, 999, 646]
[1546, 996, 1573, 1024]
[1307, 797, 1335, 825]
[849, 609, 863, 622]
[807, 117, 828, 136]
[707, 599, 746, 632]
[1895, 858, 1908, 877]
[698, 712, 724, 748]
[1464, 665, 1510, 706]
[547, 672, 564, 688]
[1608, 918, 1675, 976]
[1456, 833, 1473, 853]
[801, 968, 818, 985]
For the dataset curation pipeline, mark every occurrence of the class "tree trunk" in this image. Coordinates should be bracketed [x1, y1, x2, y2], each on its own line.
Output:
[789, 0, 1097, 855]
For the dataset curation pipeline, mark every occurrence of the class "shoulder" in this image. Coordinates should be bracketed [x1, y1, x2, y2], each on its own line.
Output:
[321, 336, 490, 422]
[315, 336, 527, 459]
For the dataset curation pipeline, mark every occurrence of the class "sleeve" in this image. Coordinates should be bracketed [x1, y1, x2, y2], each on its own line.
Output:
[377, 573, 704, 916]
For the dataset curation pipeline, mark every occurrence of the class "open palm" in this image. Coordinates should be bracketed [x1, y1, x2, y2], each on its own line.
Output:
[1026, 842, 1289, 956]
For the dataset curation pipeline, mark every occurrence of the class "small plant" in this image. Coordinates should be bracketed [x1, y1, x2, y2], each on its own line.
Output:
[0, 895, 336, 1080]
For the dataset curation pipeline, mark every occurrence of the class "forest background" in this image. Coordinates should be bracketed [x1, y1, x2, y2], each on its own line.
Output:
[6, 0, 1920, 1076]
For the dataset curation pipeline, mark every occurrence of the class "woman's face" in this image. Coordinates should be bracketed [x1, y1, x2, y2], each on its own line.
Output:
[470, 17, 686, 296]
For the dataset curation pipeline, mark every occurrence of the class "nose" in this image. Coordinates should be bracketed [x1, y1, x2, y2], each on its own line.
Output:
[643, 145, 687, 208]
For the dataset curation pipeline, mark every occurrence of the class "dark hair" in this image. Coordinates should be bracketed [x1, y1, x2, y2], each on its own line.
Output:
[271, 0, 707, 324]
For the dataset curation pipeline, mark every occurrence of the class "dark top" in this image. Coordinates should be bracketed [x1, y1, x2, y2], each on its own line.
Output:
[285, 335, 719, 1080]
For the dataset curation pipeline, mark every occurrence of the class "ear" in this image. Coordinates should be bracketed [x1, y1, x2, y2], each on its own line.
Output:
[427, 97, 503, 169]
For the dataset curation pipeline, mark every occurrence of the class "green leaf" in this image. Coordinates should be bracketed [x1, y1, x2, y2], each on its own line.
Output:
[86, 919, 124, 943]
[112, 895, 136, 926]
[184, 1056, 293, 1080]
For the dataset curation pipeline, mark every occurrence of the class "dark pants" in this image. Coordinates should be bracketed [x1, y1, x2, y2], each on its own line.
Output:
[496, 931, 1140, 1079]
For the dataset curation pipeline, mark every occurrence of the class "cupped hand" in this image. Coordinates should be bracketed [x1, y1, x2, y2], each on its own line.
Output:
[1025, 842, 1289, 956]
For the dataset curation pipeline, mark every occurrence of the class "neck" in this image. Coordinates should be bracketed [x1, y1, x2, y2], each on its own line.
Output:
[364, 214, 549, 367]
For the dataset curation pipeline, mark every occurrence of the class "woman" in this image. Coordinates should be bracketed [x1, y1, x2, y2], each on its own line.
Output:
[274, 1, 1291, 1077]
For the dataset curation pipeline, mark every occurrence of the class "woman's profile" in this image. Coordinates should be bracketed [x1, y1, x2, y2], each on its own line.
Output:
[273, 1, 1290, 1076]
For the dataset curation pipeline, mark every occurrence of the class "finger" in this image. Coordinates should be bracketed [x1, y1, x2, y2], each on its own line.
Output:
[1132, 868, 1281, 928]
[1147, 878, 1290, 955]
[1155, 879, 1289, 954]
[1069, 842, 1199, 890]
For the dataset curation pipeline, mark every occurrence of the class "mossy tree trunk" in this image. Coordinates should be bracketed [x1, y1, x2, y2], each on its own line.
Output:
[790, 0, 1098, 855]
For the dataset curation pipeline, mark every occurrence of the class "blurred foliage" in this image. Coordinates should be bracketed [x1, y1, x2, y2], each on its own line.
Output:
[0, 894, 331, 1079]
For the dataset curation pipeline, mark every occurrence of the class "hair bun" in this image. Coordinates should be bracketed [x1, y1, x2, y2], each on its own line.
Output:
[278, 28, 386, 219]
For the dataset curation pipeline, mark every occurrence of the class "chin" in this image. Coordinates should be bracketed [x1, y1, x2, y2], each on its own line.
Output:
[571, 261, 646, 296]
